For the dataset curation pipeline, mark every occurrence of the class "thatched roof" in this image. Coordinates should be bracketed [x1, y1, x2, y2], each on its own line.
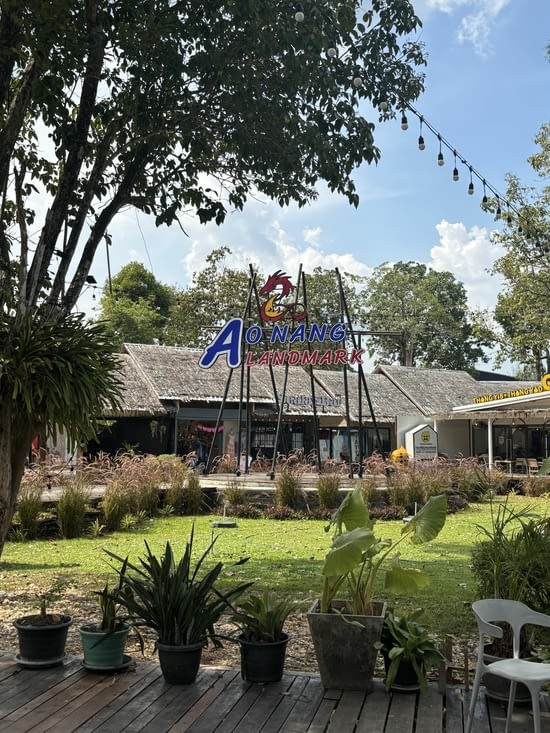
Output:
[103, 354, 167, 417]
[122, 344, 343, 416]
[314, 369, 422, 422]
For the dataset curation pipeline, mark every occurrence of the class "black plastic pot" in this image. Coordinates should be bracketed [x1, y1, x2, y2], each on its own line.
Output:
[382, 652, 421, 693]
[157, 641, 203, 684]
[14, 614, 72, 668]
[238, 633, 289, 683]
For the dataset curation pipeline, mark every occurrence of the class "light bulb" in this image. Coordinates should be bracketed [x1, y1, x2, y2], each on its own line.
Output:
[452, 167, 459, 181]
[353, 76, 362, 88]
[327, 47, 337, 58]
[400, 114, 408, 130]
[468, 182, 474, 195]
[418, 135, 425, 150]
[294, 10, 304, 22]
[437, 152, 444, 166]
[378, 100, 388, 112]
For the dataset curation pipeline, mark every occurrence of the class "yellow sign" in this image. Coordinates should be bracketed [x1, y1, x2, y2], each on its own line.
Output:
[473, 374, 550, 405]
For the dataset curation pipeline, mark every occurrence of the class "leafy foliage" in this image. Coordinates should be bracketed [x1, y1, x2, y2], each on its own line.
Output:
[320, 486, 447, 614]
[231, 590, 296, 643]
[106, 530, 251, 646]
[375, 607, 447, 694]
[363, 261, 489, 369]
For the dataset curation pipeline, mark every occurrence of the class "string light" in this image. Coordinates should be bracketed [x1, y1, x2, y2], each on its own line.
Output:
[400, 113, 408, 131]
[468, 168, 474, 195]
[294, 3, 304, 22]
[417, 117, 425, 150]
[437, 136, 444, 166]
[452, 152, 459, 181]
[327, 44, 337, 58]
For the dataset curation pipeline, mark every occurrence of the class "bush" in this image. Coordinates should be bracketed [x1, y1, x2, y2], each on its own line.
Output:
[56, 478, 90, 538]
[316, 472, 341, 509]
[182, 472, 203, 515]
[16, 483, 43, 539]
[101, 479, 133, 531]
[223, 480, 247, 507]
[274, 467, 302, 509]
[521, 475, 550, 497]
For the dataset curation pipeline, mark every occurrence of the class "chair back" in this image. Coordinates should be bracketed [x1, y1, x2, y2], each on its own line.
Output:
[472, 599, 550, 659]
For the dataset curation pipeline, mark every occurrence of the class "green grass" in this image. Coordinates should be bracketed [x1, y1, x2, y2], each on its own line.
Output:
[1, 495, 549, 644]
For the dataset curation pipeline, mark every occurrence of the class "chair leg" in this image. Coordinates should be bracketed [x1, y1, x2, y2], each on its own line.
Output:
[465, 668, 484, 733]
[530, 687, 542, 733]
[504, 680, 516, 733]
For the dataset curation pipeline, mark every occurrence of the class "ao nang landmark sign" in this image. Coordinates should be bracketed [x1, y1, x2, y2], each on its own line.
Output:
[197, 265, 392, 479]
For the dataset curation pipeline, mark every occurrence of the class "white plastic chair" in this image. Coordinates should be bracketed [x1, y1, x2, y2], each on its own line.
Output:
[466, 599, 550, 733]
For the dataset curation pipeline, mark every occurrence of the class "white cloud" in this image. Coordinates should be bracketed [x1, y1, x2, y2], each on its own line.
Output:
[421, 0, 511, 55]
[429, 219, 504, 308]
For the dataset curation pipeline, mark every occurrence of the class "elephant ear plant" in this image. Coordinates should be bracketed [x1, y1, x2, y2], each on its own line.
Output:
[321, 486, 447, 615]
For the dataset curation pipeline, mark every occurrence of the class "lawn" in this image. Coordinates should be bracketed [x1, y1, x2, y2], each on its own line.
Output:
[1, 494, 548, 644]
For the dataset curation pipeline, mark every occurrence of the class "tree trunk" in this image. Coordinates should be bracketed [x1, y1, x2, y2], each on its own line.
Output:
[0, 397, 35, 558]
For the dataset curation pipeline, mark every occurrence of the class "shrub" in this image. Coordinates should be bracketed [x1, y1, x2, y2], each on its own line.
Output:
[101, 479, 134, 531]
[316, 472, 341, 509]
[274, 466, 302, 509]
[56, 478, 90, 539]
[16, 483, 43, 539]
[182, 471, 203, 515]
[223, 480, 247, 507]
[521, 475, 550, 497]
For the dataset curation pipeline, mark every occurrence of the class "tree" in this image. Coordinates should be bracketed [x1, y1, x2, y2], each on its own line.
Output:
[0, 0, 426, 555]
[490, 123, 550, 377]
[363, 261, 488, 370]
[98, 262, 174, 348]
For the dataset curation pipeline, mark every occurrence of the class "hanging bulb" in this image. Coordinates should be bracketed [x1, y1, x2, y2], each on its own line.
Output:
[507, 214, 512, 225]
[418, 135, 425, 150]
[378, 99, 388, 112]
[400, 114, 408, 130]
[495, 199, 502, 220]
[468, 181, 474, 195]
[352, 75, 362, 88]
[294, 4, 304, 22]
[519, 225, 523, 234]
[437, 151, 444, 166]
[452, 167, 459, 181]
[327, 46, 337, 58]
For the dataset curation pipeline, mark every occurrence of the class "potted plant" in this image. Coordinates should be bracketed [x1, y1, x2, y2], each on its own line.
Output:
[230, 590, 296, 683]
[14, 577, 72, 668]
[470, 497, 550, 705]
[106, 527, 251, 684]
[79, 577, 139, 671]
[375, 608, 447, 694]
[307, 485, 447, 690]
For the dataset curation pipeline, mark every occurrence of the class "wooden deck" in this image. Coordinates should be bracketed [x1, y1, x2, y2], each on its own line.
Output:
[0, 653, 550, 732]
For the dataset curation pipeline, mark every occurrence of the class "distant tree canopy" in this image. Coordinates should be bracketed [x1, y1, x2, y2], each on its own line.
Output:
[363, 261, 489, 370]
[490, 121, 550, 377]
[98, 248, 369, 352]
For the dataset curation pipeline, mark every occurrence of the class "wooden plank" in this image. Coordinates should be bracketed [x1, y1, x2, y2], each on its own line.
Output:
[384, 691, 416, 733]
[197, 674, 263, 733]
[40, 665, 157, 733]
[444, 686, 466, 733]
[305, 697, 340, 733]
[73, 663, 163, 733]
[355, 684, 390, 733]
[136, 668, 237, 733]
[0, 658, 84, 713]
[274, 676, 325, 733]
[216, 675, 296, 733]
[177, 674, 254, 733]
[123, 682, 189, 732]
[415, 687, 443, 733]
[462, 689, 490, 733]
[255, 674, 311, 733]
[0, 668, 107, 732]
[167, 669, 240, 733]
[325, 690, 365, 733]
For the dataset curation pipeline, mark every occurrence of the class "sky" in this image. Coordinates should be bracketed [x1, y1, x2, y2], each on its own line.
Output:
[84, 0, 550, 372]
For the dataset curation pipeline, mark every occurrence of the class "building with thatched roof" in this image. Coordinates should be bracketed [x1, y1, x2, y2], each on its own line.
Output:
[86, 344, 550, 473]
